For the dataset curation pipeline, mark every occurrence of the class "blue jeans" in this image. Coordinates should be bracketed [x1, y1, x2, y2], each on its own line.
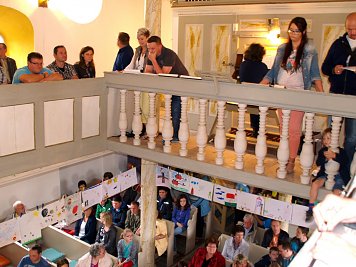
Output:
[315, 174, 345, 191]
[174, 226, 186, 251]
[344, 118, 356, 163]
[171, 95, 181, 140]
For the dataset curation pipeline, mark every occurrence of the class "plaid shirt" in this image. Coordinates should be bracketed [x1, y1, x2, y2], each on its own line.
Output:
[47, 61, 77, 80]
[0, 66, 6, 84]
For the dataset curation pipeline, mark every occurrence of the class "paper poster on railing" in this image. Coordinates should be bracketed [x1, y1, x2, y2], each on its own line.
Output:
[213, 184, 237, 207]
[82, 184, 103, 208]
[0, 218, 21, 247]
[156, 165, 171, 188]
[236, 191, 265, 215]
[102, 176, 121, 198]
[170, 170, 190, 193]
[18, 212, 42, 245]
[263, 197, 293, 222]
[290, 204, 314, 228]
[64, 192, 81, 224]
[38, 198, 66, 228]
[189, 177, 213, 201]
[119, 168, 138, 192]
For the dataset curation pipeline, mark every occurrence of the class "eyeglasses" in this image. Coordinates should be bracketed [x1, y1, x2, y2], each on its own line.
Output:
[29, 61, 43, 66]
[288, 29, 301, 34]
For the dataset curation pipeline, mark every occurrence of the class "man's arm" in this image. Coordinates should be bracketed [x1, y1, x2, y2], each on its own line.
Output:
[147, 51, 172, 74]
[19, 73, 46, 83]
[41, 72, 63, 82]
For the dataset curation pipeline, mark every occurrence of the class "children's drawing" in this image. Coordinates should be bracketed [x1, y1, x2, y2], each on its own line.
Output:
[39, 198, 66, 228]
[0, 218, 20, 247]
[64, 192, 81, 224]
[82, 184, 103, 208]
[290, 204, 315, 228]
[236, 191, 264, 215]
[263, 197, 293, 222]
[213, 184, 237, 207]
[102, 176, 121, 198]
[18, 212, 42, 245]
[156, 165, 171, 188]
[170, 170, 190, 193]
[189, 177, 213, 201]
[119, 168, 138, 192]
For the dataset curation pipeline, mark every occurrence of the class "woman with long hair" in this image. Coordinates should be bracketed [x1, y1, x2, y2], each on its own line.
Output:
[172, 194, 191, 236]
[261, 17, 323, 173]
[74, 46, 96, 79]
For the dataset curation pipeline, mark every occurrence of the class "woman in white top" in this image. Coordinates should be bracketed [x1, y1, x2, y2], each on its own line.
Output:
[125, 28, 150, 137]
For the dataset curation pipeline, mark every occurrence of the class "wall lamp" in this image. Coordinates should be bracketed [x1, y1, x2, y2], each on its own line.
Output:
[38, 0, 48, 8]
[267, 18, 281, 45]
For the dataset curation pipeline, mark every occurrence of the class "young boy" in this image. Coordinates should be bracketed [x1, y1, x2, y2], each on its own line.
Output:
[306, 128, 350, 222]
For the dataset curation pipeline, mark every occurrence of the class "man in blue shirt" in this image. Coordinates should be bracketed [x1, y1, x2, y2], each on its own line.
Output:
[12, 52, 62, 84]
[18, 245, 50, 267]
[111, 196, 127, 228]
[113, 32, 134, 71]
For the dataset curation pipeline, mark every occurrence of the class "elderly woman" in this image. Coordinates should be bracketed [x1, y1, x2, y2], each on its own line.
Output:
[261, 17, 323, 173]
[76, 243, 114, 267]
[188, 236, 225, 267]
[96, 212, 117, 256]
[124, 27, 150, 137]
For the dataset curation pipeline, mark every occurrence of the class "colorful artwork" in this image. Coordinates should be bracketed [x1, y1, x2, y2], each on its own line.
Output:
[185, 24, 203, 77]
[0, 218, 20, 247]
[263, 197, 293, 222]
[102, 176, 121, 198]
[211, 24, 231, 73]
[18, 212, 42, 244]
[189, 177, 213, 201]
[236, 191, 264, 215]
[118, 168, 138, 192]
[64, 192, 81, 224]
[170, 170, 190, 193]
[156, 165, 171, 188]
[82, 184, 103, 208]
[213, 184, 237, 207]
[38, 198, 66, 228]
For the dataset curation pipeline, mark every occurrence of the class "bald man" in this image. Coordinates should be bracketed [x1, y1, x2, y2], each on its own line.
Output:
[322, 12, 356, 162]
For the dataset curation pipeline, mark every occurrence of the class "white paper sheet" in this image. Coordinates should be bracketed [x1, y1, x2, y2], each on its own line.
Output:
[213, 184, 237, 207]
[0, 218, 21, 247]
[263, 197, 293, 222]
[156, 165, 171, 188]
[170, 170, 190, 193]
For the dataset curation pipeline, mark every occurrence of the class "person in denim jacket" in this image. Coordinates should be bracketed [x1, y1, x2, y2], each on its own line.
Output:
[261, 17, 324, 173]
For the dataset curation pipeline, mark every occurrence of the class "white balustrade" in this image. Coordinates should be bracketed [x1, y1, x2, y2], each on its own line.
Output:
[234, 103, 247, 169]
[299, 113, 315, 184]
[132, 91, 143, 146]
[146, 93, 158, 149]
[277, 109, 291, 179]
[325, 116, 342, 190]
[255, 106, 268, 174]
[162, 94, 173, 153]
[119, 89, 127, 143]
[214, 101, 226, 165]
[196, 99, 208, 161]
[179, 97, 190, 157]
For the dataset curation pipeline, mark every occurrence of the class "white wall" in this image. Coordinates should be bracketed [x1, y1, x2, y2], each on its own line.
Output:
[0, 0, 146, 77]
[0, 152, 127, 220]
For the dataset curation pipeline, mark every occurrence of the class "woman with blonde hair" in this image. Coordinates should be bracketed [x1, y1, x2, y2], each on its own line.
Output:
[117, 228, 138, 267]
[233, 254, 253, 267]
[95, 212, 117, 256]
[125, 27, 151, 137]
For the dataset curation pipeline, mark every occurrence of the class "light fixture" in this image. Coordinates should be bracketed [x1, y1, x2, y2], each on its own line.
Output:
[267, 18, 281, 45]
[0, 34, 4, 43]
[38, 0, 48, 8]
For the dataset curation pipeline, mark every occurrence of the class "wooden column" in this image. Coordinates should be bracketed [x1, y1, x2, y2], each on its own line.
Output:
[140, 160, 157, 267]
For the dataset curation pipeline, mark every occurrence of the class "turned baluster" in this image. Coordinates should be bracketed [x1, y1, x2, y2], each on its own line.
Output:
[132, 91, 143, 146]
[255, 106, 268, 174]
[197, 99, 208, 161]
[146, 93, 158, 149]
[300, 113, 315, 184]
[179, 97, 190, 156]
[214, 101, 226, 165]
[277, 109, 291, 179]
[234, 103, 247, 169]
[119, 89, 127, 143]
[162, 94, 173, 153]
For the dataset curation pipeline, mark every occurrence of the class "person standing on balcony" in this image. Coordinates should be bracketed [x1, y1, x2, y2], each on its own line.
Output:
[12, 52, 63, 84]
[47, 45, 78, 80]
[239, 43, 269, 137]
[0, 43, 17, 84]
[113, 32, 134, 72]
[322, 12, 356, 163]
[261, 17, 324, 174]
[145, 36, 189, 143]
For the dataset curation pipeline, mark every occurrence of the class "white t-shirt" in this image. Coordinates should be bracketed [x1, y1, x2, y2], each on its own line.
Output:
[277, 50, 304, 90]
[79, 220, 86, 238]
[347, 35, 356, 50]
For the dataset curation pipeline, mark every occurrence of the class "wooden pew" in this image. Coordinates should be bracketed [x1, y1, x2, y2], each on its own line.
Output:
[164, 219, 174, 267]
[178, 206, 198, 254]
[217, 234, 233, 267]
[248, 243, 269, 264]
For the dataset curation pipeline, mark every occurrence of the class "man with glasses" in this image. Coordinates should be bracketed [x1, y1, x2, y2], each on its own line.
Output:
[222, 225, 249, 262]
[322, 12, 356, 162]
[12, 52, 63, 84]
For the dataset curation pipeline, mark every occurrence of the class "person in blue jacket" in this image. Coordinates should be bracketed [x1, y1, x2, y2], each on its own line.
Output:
[113, 32, 134, 71]
[111, 196, 127, 228]
[172, 194, 191, 236]
[75, 206, 97, 244]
